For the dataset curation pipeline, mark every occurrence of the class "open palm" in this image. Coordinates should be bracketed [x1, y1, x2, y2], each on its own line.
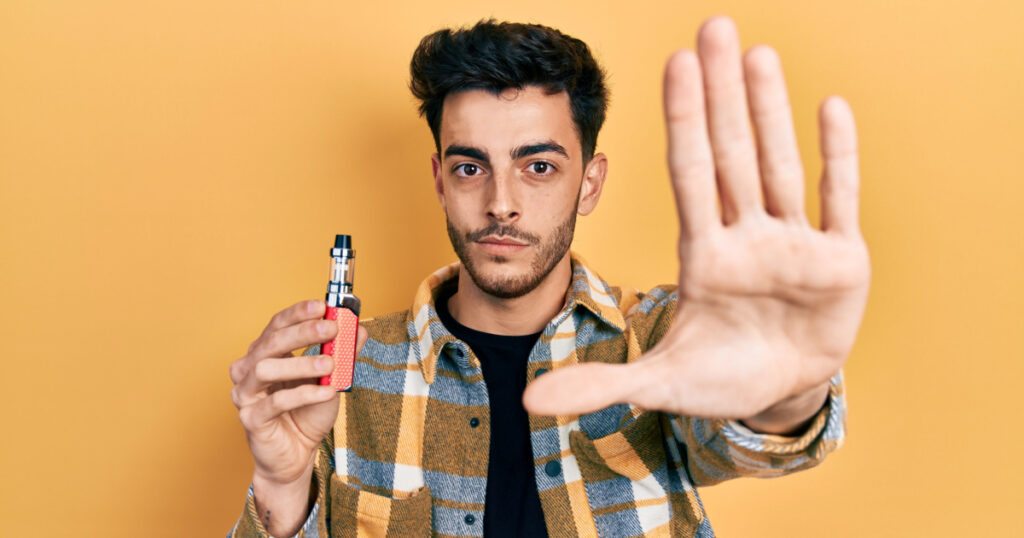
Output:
[523, 16, 870, 425]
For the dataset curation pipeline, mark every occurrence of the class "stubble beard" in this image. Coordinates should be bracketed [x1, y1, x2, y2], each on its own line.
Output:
[447, 211, 577, 300]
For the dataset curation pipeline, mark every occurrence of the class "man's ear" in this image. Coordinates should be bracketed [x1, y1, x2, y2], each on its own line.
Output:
[431, 153, 445, 211]
[577, 152, 608, 216]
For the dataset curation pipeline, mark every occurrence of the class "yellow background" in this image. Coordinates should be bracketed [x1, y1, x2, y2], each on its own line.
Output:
[1, 0, 1021, 536]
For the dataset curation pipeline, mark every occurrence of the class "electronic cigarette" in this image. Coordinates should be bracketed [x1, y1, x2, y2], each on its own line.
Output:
[318, 234, 361, 391]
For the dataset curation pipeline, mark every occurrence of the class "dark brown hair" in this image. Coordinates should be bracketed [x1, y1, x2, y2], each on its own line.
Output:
[409, 20, 609, 162]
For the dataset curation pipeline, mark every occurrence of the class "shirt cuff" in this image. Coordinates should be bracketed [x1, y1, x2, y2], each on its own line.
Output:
[719, 370, 847, 456]
[229, 484, 322, 538]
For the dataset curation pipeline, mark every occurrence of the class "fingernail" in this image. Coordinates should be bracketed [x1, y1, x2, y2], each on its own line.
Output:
[318, 321, 331, 336]
[317, 356, 333, 370]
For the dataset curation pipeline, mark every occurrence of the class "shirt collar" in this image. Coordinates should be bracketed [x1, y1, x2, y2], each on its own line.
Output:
[406, 251, 626, 384]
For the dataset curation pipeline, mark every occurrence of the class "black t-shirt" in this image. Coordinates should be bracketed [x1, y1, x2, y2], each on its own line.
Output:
[435, 285, 549, 537]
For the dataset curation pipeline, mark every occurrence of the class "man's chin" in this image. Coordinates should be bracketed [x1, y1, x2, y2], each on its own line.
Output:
[466, 244, 530, 270]
[481, 254, 510, 265]
[469, 260, 530, 284]
[462, 259, 543, 300]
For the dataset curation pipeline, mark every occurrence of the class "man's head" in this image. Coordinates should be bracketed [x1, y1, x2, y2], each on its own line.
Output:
[410, 21, 609, 300]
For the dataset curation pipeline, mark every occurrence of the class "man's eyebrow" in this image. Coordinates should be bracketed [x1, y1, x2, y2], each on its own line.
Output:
[511, 141, 569, 160]
[444, 144, 490, 163]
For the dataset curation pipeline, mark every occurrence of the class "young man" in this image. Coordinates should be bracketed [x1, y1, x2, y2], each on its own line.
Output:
[229, 15, 869, 538]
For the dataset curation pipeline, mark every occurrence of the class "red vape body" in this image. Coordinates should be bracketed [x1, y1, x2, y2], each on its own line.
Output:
[319, 234, 361, 392]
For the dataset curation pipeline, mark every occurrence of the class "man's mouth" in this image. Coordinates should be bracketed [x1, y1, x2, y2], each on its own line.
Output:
[475, 235, 530, 256]
[477, 235, 529, 246]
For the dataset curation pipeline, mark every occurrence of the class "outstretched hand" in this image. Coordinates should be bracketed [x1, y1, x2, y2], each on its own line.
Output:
[523, 16, 870, 430]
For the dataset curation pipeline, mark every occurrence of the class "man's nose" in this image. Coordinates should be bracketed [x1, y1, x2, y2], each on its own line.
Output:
[485, 171, 520, 223]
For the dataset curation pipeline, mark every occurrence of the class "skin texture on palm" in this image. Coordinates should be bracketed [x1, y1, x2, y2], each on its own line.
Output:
[522, 16, 870, 433]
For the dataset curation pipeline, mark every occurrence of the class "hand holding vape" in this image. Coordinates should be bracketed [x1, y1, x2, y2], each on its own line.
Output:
[319, 234, 361, 391]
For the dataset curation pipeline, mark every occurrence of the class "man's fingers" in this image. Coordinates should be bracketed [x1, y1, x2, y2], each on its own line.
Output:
[233, 324, 367, 406]
[258, 299, 326, 341]
[250, 318, 337, 361]
[233, 318, 337, 387]
[232, 355, 333, 408]
[522, 362, 646, 417]
[241, 355, 336, 401]
[697, 15, 763, 223]
[238, 383, 337, 432]
[664, 49, 719, 238]
[355, 325, 369, 356]
[234, 300, 336, 385]
[743, 45, 806, 221]
[817, 96, 860, 236]
[229, 357, 246, 385]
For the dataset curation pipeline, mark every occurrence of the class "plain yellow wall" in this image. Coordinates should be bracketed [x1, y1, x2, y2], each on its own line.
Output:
[2, 0, 1022, 536]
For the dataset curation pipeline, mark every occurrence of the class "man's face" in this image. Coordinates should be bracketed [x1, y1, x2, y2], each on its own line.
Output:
[431, 86, 605, 299]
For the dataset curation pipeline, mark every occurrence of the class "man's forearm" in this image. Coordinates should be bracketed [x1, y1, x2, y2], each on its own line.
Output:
[739, 380, 831, 436]
[251, 470, 316, 537]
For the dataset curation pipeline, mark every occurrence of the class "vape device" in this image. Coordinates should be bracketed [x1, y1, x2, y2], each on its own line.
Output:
[318, 234, 361, 392]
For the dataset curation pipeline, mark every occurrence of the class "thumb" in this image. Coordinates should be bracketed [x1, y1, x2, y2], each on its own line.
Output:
[522, 362, 648, 416]
[355, 325, 369, 355]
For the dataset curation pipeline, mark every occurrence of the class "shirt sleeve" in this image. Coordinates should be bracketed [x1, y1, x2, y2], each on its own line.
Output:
[629, 285, 848, 488]
[228, 434, 335, 538]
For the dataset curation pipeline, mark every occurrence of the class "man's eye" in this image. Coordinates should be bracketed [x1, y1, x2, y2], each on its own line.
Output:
[530, 162, 553, 174]
[456, 163, 479, 176]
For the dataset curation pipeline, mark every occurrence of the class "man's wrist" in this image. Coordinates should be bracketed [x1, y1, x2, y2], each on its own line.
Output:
[252, 469, 316, 537]
[739, 381, 831, 436]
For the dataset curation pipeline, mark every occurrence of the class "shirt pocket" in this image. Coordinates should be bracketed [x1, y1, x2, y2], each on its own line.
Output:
[330, 475, 432, 537]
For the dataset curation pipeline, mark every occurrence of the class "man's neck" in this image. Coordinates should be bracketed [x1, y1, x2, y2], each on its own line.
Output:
[447, 255, 572, 336]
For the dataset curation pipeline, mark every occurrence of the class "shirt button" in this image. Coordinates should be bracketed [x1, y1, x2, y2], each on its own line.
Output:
[464, 514, 476, 525]
[545, 460, 561, 477]
[469, 417, 480, 428]
[535, 368, 548, 377]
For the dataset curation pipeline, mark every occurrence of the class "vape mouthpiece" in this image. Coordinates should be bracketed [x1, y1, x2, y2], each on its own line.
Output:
[334, 234, 352, 250]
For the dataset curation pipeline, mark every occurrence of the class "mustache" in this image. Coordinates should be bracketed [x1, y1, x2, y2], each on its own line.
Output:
[465, 223, 540, 245]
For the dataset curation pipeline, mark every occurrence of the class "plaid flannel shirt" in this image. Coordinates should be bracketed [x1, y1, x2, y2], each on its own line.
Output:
[231, 253, 846, 537]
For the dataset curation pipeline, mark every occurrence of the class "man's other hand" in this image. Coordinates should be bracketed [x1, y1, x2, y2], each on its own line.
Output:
[523, 16, 870, 433]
